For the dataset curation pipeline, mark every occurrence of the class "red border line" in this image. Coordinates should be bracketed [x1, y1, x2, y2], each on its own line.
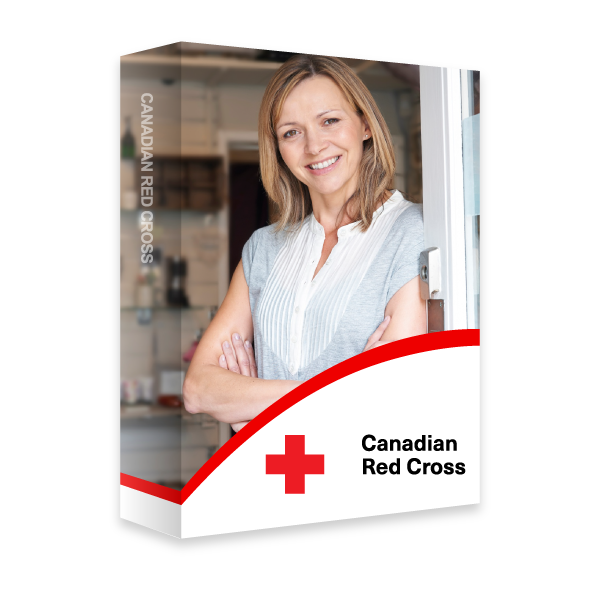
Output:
[120, 329, 479, 505]
[120, 473, 181, 504]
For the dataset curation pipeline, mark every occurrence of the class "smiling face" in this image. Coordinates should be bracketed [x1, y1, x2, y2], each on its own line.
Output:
[275, 75, 371, 203]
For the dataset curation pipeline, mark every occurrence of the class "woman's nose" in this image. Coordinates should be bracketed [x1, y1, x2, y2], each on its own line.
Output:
[304, 128, 327, 156]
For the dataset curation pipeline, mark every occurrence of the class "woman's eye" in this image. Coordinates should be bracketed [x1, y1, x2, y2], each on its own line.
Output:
[283, 129, 298, 139]
[324, 118, 339, 125]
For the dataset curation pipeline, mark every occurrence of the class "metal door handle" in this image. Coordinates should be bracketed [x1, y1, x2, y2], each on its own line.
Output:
[419, 248, 445, 333]
[419, 248, 442, 299]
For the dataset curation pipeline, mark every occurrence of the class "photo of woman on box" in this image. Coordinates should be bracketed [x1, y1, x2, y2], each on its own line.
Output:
[182, 54, 426, 431]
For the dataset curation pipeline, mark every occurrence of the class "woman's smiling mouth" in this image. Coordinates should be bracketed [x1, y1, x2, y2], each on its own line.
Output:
[305, 155, 342, 175]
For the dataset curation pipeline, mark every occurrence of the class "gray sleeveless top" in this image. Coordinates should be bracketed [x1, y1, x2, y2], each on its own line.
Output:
[242, 190, 425, 382]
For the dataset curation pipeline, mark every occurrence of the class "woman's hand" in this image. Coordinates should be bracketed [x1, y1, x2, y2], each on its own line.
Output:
[363, 316, 391, 352]
[231, 420, 250, 432]
[216, 332, 303, 432]
[218, 333, 258, 377]
[223, 317, 387, 428]
[183, 261, 302, 423]
[218, 333, 257, 433]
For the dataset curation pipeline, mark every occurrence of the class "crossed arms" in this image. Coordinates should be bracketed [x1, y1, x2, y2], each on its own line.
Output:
[182, 260, 426, 429]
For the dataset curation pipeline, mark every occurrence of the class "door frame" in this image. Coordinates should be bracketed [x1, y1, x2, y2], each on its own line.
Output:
[420, 66, 468, 331]
[215, 130, 259, 446]
[216, 130, 259, 305]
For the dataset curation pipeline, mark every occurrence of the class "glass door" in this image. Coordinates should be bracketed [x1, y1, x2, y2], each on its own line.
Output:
[419, 66, 481, 331]
[461, 70, 480, 329]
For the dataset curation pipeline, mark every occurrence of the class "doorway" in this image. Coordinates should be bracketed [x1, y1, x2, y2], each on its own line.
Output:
[227, 149, 271, 281]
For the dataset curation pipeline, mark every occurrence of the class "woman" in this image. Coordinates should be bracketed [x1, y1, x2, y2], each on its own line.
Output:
[182, 55, 426, 430]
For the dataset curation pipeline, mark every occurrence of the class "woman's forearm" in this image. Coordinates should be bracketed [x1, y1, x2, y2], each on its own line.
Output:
[182, 364, 301, 424]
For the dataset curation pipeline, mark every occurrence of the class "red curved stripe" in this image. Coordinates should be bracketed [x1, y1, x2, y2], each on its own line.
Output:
[120, 329, 479, 505]
[120, 473, 181, 504]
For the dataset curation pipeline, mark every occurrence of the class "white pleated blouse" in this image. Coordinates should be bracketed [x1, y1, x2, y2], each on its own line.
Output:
[242, 190, 424, 381]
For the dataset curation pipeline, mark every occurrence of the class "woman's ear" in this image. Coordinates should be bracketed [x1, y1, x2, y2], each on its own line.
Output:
[362, 118, 372, 140]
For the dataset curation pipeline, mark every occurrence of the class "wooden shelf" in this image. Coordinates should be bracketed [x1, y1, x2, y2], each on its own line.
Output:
[121, 403, 182, 420]
[120, 306, 214, 311]
[120, 53, 410, 91]
[120, 403, 218, 424]
[121, 54, 284, 86]
[130, 156, 224, 211]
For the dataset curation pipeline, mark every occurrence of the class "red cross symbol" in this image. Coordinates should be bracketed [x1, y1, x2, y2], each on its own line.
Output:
[266, 435, 325, 494]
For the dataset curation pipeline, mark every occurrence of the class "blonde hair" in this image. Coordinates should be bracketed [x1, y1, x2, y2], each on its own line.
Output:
[258, 54, 396, 233]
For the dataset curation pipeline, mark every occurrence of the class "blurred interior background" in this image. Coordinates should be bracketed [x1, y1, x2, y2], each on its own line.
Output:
[120, 42, 427, 490]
